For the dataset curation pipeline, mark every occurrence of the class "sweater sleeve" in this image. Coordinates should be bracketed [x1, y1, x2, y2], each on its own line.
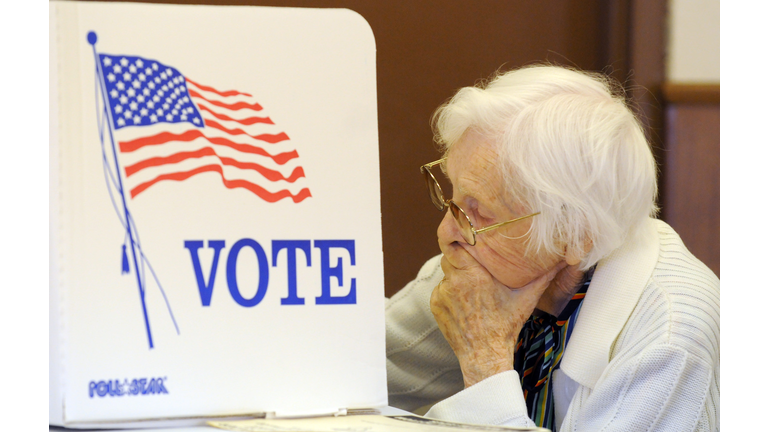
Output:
[560, 343, 715, 431]
[425, 370, 536, 427]
[425, 343, 714, 432]
[385, 255, 464, 411]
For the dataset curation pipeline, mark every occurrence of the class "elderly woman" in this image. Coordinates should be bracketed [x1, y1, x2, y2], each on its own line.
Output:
[386, 65, 719, 431]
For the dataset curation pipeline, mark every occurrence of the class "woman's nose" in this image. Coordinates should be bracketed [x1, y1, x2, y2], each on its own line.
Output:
[437, 209, 463, 247]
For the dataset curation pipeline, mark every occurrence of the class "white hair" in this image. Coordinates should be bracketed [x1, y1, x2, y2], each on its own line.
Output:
[432, 65, 658, 269]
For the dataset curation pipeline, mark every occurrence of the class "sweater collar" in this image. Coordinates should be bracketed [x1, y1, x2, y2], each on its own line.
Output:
[558, 218, 660, 389]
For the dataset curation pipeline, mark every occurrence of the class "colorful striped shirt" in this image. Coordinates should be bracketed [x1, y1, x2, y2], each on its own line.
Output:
[513, 266, 595, 431]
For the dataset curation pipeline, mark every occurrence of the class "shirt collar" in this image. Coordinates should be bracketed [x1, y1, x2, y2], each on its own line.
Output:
[558, 218, 660, 389]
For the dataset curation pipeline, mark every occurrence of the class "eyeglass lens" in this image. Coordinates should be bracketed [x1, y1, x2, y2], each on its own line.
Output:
[449, 201, 476, 245]
[423, 170, 445, 210]
[424, 163, 475, 244]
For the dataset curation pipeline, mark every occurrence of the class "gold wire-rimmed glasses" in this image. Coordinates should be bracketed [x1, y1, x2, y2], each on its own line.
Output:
[420, 158, 540, 246]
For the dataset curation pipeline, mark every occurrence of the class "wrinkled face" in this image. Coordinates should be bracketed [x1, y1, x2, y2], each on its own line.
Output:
[437, 129, 563, 289]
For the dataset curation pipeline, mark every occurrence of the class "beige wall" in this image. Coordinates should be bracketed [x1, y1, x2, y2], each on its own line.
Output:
[667, 0, 720, 83]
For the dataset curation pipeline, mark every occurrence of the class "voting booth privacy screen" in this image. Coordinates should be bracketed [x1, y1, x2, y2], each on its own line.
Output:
[50, 1, 386, 427]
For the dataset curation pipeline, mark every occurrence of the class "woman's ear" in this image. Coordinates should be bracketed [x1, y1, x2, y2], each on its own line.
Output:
[564, 238, 593, 266]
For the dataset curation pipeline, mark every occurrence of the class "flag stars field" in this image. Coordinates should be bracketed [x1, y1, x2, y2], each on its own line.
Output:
[101, 55, 203, 128]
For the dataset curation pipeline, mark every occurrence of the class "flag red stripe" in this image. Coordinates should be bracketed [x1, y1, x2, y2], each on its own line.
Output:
[188, 89, 263, 111]
[220, 156, 305, 183]
[204, 119, 290, 143]
[124, 146, 306, 183]
[186, 78, 252, 97]
[119, 130, 298, 165]
[197, 103, 274, 126]
[131, 164, 312, 203]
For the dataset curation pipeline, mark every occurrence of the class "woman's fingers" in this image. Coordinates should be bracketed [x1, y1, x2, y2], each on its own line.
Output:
[440, 242, 475, 271]
[500, 260, 567, 313]
[535, 263, 584, 316]
[525, 260, 567, 293]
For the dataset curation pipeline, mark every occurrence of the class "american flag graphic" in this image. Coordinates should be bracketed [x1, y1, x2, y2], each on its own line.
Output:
[97, 53, 312, 203]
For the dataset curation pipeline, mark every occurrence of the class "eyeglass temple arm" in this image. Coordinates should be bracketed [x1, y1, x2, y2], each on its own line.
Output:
[475, 212, 541, 234]
[421, 158, 447, 170]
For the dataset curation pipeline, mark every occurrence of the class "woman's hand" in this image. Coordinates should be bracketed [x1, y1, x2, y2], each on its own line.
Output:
[430, 245, 566, 388]
[536, 263, 586, 317]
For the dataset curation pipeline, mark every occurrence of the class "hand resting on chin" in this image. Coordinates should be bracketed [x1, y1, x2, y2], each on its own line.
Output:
[430, 243, 567, 388]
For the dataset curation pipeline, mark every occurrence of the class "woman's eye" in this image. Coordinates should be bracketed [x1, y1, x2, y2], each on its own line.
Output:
[475, 210, 492, 223]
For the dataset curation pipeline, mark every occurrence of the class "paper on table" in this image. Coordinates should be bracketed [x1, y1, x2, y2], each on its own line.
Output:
[208, 415, 550, 432]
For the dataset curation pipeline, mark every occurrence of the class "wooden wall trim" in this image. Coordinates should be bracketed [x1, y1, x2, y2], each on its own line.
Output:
[626, 0, 667, 217]
[662, 83, 720, 104]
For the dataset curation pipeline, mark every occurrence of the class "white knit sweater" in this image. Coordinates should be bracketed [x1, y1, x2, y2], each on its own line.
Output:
[386, 218, 719, 431]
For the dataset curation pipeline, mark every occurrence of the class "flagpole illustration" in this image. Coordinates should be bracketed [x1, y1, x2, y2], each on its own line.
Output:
[88, 31, 154, 349]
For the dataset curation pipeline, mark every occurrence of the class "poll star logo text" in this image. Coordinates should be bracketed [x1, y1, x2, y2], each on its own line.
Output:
[89, 377, 168, 398]
[184, 239, 357, 306]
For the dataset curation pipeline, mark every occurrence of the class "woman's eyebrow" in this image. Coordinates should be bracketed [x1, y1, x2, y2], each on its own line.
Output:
[457, 180, 501, 217]
[456, 184, 473, 198]
[455, 183, 483, 206]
